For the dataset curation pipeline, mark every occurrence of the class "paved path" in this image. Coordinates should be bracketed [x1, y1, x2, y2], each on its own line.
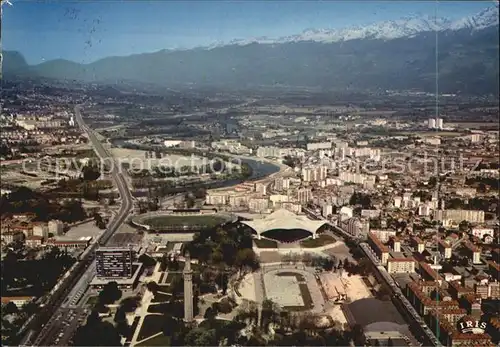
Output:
[129, 290, 155, 346]
[253, 272, 265, 305]
[254, 240, 344, 255]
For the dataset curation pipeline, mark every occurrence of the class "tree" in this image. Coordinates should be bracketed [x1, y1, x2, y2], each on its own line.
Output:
[170, 275, 184, 297]
[355, 258, 373, 276]
[235, 248, 259, 270]
[168, 257, 180, 271]
[98, 281, 122, 305]
[93, 213, 106, 229]
[215, 297, 235, 314]
[146, 281, 160, 294]
[323, 328, 349, 346]
[210, 249, 224, 264]
[261, 299, 281, 331]
[138, 254, 157, 268]
[116, 320, 132, 338]
[349, 192, 372, 208]
[350, 324, 366, 346]
[72, 311, 121, 346]
[301, 253, 313, 265]
[3, 302, 18, 315]
[81, 164, 101, 181]
[204, 306, 217, 320]
[114, 307, 127, 323]
[185, 196, 196, 208]
[119, 296, 141, 313]
[159, 254, 168, 271]
[343, 258, 350, 269]
[184, 327, 217, 346]
[220, 273, 229, 295]
[162, 314, 180, 336]
[235, 301, 259, 326]
[315, 256, 335, 271]
[21, 302, 38, 315]
[459, 220, 470, 232]
[246, 332, 266, 346]
[428, 176, 437, 188]
[193, 188, 207, 199]
[376, 285, 392, 301]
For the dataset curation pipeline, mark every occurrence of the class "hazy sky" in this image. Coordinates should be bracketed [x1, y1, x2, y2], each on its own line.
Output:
[2, 1, 494, 64]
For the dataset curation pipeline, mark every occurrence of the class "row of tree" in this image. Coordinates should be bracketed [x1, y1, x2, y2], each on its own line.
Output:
[0, 186, 87, 223]
[232, 299, 366, 346]
[2, 246, 76, 297]
[73, 282, 142, 345]
[185, 225, 258, 271]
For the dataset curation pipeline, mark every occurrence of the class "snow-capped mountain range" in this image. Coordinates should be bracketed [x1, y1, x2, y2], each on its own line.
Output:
[209, 4, 499, 48]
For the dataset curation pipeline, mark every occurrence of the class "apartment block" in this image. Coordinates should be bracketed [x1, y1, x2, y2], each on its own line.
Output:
[387, 258, 416, 274]
[367, 232, 389, 265]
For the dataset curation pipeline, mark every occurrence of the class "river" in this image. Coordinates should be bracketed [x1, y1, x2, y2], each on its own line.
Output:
[110, 138, 281, 190]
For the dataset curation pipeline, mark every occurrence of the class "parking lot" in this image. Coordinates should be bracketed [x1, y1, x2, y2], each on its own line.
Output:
[65, 221, 104, 240]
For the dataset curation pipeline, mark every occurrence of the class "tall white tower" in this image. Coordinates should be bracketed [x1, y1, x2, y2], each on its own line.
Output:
[183, 251, 194, 323]
[69, 115, 75, 127]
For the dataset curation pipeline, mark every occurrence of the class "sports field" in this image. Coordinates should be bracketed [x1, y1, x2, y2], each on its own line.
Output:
[142, 214, 228, 228]
[263, 270, 318, 311]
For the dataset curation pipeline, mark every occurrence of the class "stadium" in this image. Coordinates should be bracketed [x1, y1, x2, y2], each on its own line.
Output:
[131, 209, 236, 233]
[240, 209, 329, 242]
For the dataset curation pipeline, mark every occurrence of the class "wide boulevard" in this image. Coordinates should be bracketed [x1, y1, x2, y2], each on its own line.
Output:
[24, 105, 134, 346]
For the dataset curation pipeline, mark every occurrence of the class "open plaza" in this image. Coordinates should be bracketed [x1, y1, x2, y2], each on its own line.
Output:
[236, 262, 372, 325]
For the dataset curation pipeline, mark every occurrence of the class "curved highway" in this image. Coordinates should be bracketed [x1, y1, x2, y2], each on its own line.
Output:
[25, 105, 134, 347]
[74, 104, 134, 246]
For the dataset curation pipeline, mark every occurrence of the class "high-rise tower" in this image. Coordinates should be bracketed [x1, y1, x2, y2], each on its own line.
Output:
[183, 251, 194, 323]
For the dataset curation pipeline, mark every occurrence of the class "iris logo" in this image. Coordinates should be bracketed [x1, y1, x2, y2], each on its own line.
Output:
[458, 319, 488, 334]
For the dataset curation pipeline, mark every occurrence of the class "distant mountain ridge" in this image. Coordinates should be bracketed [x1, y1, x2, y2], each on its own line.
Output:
[3, 5, 499, 95]
[211, 4, 498, 47]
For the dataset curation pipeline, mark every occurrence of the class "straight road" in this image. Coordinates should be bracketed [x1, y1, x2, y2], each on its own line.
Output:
[26, 105, 134, 346]
[359, 243, 441, 346]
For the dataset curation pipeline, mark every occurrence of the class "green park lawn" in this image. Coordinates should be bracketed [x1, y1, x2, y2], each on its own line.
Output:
[142, 215, 228, 228]
[151, 292, 172, 303]
[136, 334, 171, 346]
[253, 238, 278, 248]
[165, 272, 179, 284]
[300, 234, 336, 248]
[137, 315, 165, 342]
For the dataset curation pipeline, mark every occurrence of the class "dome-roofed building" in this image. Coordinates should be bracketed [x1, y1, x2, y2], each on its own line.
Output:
[240, 208, 328, 241]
